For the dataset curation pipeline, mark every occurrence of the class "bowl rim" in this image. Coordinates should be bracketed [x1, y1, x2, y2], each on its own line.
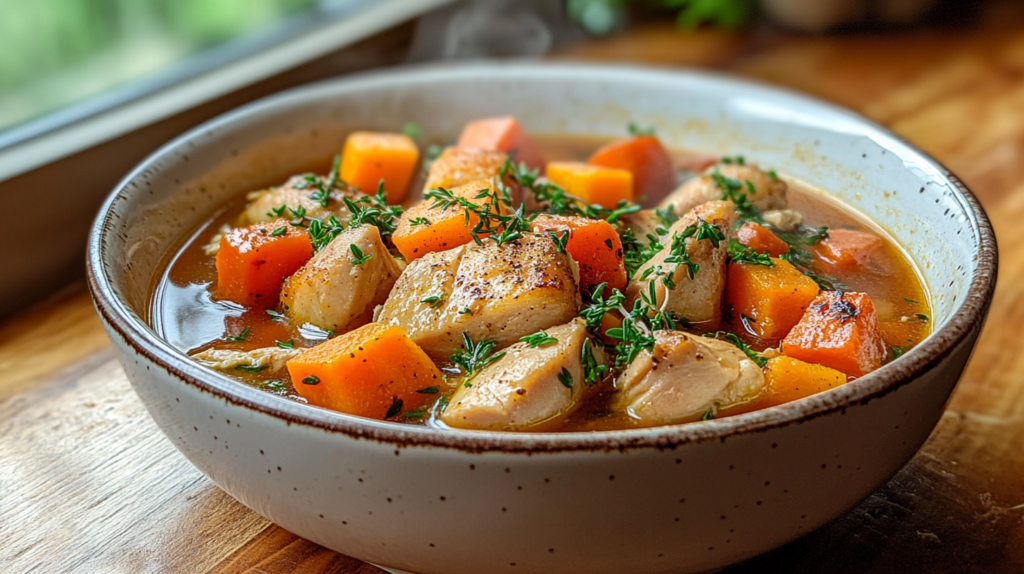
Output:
[87, 60, 998, 454]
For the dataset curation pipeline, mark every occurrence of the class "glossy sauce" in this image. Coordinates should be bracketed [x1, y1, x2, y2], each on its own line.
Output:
[150, 135, 931, 429]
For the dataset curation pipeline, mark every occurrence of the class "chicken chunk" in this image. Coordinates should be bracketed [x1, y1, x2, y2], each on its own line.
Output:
[659, 163, 787, 217]
[191, 347, 300, 373]
[616, 331, 764, 424]
[761, 209, 803, 232]
[627, 201, 736, 324]
[241, 175, 362, 226]
[377, 234, 581, 360]
[441, 319, 604, 430]
[280, 225, 402, 333]
[424, 146, 510, 193]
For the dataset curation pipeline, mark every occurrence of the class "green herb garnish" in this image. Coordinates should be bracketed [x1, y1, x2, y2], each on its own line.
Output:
[416, 386, 440, 394]
[301, 375, 320, 385]
[549, 230, 570, 254]
[349, 244, 372, 265]
[275, 340, 295, 349]
[225, 327, 250, 342]
[235, 364, 266, 373]
[728, 238, 774, 267]
[521, 330, 558, 347]
[557, 367, 574, 389]
[420, 293, 445, 309]
[451, 333, 506, 380]
[384, 397, 404, 419]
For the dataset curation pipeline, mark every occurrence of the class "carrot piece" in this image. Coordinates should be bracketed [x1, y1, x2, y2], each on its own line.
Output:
[340, 131, 419, 203]
[392, 178, 510, 262]
[812, 229, 883, 271]
[545, 161, 633, 208]
[287, 323, 444, 420]
[736, 222, 789, 257]
[532, 214, 627, 294]
[761, 356, 847, 408]
[781, 291, 887, 378]
[215, 219, 313, 308]
[726, 258, 820, 340]
[587, 135, 676, 199]
[456, 116, 545, 171]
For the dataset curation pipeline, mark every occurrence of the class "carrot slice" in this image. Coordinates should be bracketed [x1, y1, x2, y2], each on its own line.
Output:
[392, 178, 510, 262]
[287, 323, 444, 420]
[532, 214, 627, 294]
[587, 135, 676, 199]
[736, 222, 789, 257]
[781, 291, 887, 377]
[726, 258, 819, 340]
[456, 116, 545, 171]
[545, 161, 633, 208]
[215, 219, 313, 308]
[812, 229, 883, 271]
[761, 356, 847, 407]
[340, 131, 419, 203]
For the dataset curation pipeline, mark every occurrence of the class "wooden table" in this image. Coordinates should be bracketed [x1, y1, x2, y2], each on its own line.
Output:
[4, 4, 1024, 572]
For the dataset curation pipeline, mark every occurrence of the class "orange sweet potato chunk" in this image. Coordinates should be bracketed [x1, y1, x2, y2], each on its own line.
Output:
[392, 178, 510, 262]
[216, 219, 313, 308]
[726, 258, 820, 340]
[457, 116, 545, 170]
[812, 229, 883, 271]
[781, 291, 887, 378]
[545, 161, 633, 208]
[736, 222, 789, 257]
[761, 356, 847, 408]
[340, 131, 419, 203]
[588, 135, 676, 199]
[287, 323, 443, 420]
[532, 214, 627, 294]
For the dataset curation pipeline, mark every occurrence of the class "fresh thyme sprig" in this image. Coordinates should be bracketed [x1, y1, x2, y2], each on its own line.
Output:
[306, 215, 344, 253]
[521, 330, 558, 347]
[451, 333, 506, 382]
[727, 238, 774, 267]
[349, 244, 372, 265]
[704, 331, 767, 367]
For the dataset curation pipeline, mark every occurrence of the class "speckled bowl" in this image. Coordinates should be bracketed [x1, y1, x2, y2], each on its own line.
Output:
[87, 62, 996, 574]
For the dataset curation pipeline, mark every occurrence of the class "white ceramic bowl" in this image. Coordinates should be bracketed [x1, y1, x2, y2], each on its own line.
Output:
[87, 62, 996, 574]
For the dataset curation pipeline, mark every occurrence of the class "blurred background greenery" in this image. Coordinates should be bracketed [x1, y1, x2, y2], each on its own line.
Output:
[0, 0, 318, 131]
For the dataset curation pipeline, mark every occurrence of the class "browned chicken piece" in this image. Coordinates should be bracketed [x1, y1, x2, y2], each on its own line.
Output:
[280, 225, 402, 333]
[659, 163, 787, 217]
[441, 319, 605, 430]
[616, 330, 764, 424]
[377, 234, 581, 360]
[627, 201, 736, 324]
[424, 146, 510, 193]
[191, 347, 300, 373]
[241, 174, 363, 226]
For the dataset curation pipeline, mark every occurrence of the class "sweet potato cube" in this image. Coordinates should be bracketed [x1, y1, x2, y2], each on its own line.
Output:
[588, 135, 676, 199]
[287, 323, 443, 420]
[393, 177, 510, 262]
[532, 214, 627, 294]
[781, 291, 887, 378]
[726, 258, 820, 340]
[457, 116, 545, 171]
[813, 229, 883, 271]
[546, 161, 633, 208]
[215, 219, 313, 308]
[736, 222, 789, 257]
[762, 356, 847, 407]
[340, 131, 419, 203]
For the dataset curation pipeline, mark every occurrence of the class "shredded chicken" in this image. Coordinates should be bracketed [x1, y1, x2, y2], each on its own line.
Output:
[191, 347, 301, 373]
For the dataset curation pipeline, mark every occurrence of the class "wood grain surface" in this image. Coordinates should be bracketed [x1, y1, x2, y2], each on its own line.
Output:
[4, 3, 1024, 572]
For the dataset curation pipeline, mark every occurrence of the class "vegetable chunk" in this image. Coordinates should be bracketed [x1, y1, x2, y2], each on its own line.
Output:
[532, 214, 627, 294]
[280, 225, 402, 333]
[456, 116, 545, 170]
[392, 177, 510, 262]
[378, 234, 581, 360]
[287, 323, 443, 420]
[546, 161, 634, 208]
[726, 258, 820, 340]
[340, 131, 419, 203]
[441, 320, 602, 430]
[587, 135, 676, 199]
[424, 146, 509, 192]
[781, 291, 887, 377]
[761, 356, 846, 407]
[736, 222, 789, 257]
[616, 330, 764, 424]
[813, 228, 883, 271]
[215, 219, 313, 308]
